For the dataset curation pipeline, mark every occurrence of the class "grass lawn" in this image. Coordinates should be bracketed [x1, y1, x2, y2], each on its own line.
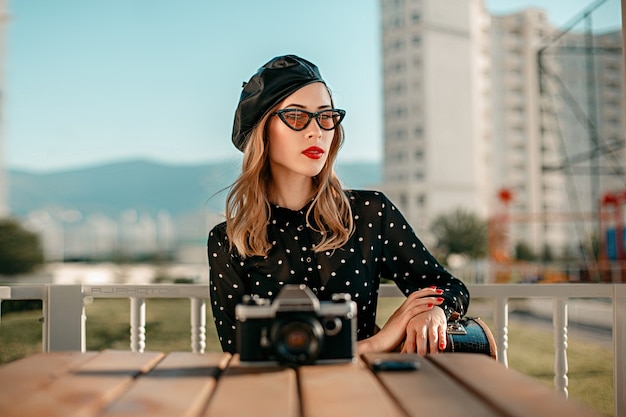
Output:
[0, 297, 614, 416]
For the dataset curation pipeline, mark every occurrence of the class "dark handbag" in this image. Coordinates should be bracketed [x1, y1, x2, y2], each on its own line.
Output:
[445, 315, 498, 360]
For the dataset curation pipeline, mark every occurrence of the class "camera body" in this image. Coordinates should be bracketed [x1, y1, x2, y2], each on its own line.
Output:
[236, 284, 357, 366]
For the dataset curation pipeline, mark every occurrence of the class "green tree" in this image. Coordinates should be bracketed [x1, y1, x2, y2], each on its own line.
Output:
[0, 219, 44, 275]
[430, 208, 488, 264]
[541, 244, 554, 262]
[514, 241, 535, 261]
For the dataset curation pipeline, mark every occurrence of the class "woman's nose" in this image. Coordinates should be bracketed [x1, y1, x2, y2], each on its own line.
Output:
[305, 118, 323, 138]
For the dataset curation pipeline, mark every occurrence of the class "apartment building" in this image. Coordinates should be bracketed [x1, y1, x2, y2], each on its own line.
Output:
[381, 0, 624, 257]
[490, 9, 567, 254]
[380, 0, 492, 245]
[549, 29, 625, 210]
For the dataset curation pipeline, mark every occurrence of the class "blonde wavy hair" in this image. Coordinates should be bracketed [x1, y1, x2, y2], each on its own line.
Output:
[225, 101, 354, 258]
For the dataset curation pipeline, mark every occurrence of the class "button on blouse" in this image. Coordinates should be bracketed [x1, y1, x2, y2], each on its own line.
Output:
[208, 190, 470, 353]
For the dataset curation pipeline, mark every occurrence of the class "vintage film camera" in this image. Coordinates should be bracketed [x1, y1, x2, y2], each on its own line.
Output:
[235, 284, 357, 366]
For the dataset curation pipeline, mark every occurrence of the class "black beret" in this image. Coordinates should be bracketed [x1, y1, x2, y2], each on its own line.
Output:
[231, 55, 325, 152]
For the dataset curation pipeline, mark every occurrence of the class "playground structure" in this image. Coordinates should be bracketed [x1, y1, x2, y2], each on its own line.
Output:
[488, 186, 626, 283]
[488, 0, 626, 283]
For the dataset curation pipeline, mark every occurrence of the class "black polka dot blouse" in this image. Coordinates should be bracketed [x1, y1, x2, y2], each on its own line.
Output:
[208, 190, 469, 353]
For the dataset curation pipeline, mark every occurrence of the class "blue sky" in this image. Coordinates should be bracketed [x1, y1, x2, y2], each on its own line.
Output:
[3, 0, 622, 172]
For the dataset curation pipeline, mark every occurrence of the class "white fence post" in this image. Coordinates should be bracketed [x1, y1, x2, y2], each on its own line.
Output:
[494, 297, 509, 367]
[0, 288, 5, 327]
[190, 297, 206, 353]
[46, 285, 85, 352]
[615, 284, 625, 417]
[130, 297, 146, 353]
[553, 297, 568, 397]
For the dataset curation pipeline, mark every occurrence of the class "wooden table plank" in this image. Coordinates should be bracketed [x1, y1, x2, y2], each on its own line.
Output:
[100, 352, 230, 417]
[298, 359, 406, 417]
[0, 350, 164, 417]
[363, 353, 501, 417]
[203, 356, 299, 417]
[428, 353, 603, 417]
[0, 351, 604, 417]
[0, 351, 98, 408]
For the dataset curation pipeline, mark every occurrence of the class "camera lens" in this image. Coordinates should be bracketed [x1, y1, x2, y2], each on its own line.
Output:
[271, 316, 324, 365]
[323, 317, 343, 336]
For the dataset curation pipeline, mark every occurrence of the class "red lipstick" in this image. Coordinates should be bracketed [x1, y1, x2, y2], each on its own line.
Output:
[302, 146, 324, 159]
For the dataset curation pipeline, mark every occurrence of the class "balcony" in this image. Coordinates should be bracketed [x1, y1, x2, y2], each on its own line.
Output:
[0, 282, 624, 416]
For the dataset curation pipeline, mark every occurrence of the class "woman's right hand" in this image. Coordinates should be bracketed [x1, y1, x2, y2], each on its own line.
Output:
[356, 287, 443, 354]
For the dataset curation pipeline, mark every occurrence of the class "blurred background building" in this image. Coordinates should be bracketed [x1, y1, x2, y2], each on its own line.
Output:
[490, 9, 566, 256]
[381, 0, 625, 263]
[381, 0, 492, 239]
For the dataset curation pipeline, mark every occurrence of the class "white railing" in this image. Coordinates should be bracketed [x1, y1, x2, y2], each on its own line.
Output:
[0, 284, 209, 353]
[1, 283, 624, 417]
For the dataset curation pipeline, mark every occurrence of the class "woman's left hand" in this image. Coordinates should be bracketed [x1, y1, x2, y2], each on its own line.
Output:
[401, 306, 447, 355]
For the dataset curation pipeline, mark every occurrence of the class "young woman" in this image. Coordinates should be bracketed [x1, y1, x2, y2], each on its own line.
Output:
[208, 54, 469, 356]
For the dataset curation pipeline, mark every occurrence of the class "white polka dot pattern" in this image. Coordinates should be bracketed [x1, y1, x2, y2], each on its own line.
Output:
[208, 190, 469, 353]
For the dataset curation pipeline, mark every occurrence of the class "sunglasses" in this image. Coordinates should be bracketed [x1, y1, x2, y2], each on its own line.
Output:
[271, 108, 346, 131]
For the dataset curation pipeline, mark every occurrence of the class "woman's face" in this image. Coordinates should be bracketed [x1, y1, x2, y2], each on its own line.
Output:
[266, 82, 335, 182]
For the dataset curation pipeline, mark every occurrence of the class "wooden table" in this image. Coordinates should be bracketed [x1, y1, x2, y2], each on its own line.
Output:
[0, 350, 600, 417]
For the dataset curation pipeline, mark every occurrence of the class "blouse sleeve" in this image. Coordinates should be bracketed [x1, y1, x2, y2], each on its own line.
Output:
[374, 192, 470, 319]
[207, 222, 246, 353]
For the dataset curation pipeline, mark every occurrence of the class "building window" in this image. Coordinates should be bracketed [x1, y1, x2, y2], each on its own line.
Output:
[394, 106, 407, 118]
[399, 193, 408, 211]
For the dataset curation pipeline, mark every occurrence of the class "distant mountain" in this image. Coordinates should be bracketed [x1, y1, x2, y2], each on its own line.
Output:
[8, 159, 381, 217]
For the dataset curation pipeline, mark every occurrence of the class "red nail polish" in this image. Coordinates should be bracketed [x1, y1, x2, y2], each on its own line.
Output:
[436, 297, 444, 302]
[439, 342, 445, 350]
[427, 303, 434, 308]
[429, 286, 437, 289]
[436, 289, 444, 294]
